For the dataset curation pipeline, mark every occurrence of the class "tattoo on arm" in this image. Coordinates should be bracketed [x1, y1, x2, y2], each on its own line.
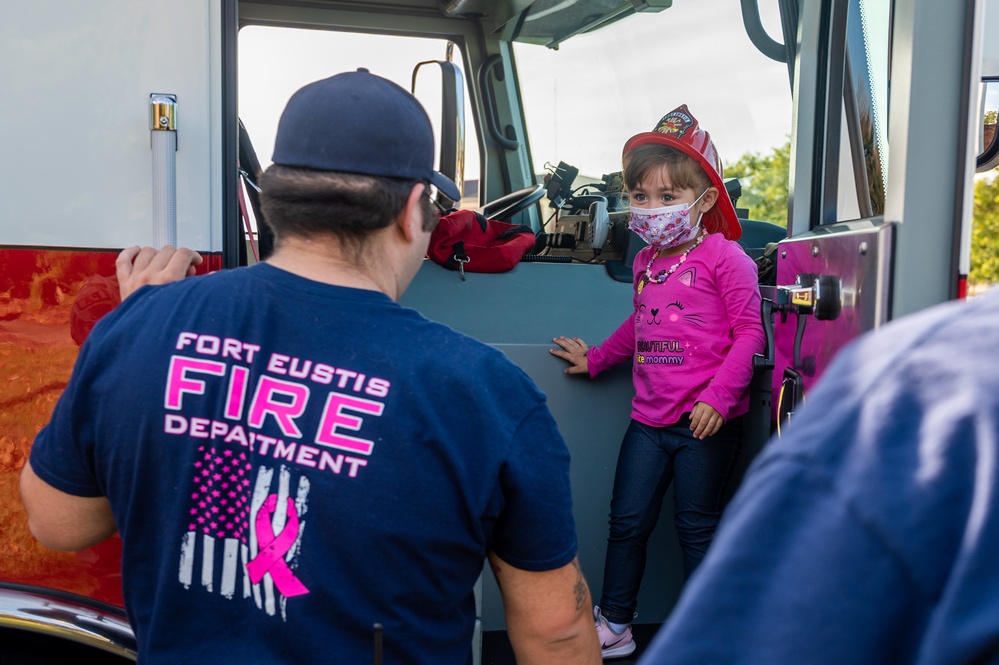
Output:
[571, 558, 587, 611]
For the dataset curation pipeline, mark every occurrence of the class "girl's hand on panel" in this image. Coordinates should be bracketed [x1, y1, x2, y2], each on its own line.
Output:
[550, 336, 590, 375]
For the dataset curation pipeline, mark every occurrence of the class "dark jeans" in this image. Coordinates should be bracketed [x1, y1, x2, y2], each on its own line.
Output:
[598, 416, 742, 624]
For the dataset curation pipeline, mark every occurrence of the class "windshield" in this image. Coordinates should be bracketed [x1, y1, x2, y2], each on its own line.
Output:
[513, 2, 793, 221]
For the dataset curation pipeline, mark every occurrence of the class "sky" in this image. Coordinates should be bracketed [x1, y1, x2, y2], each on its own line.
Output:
[238, 1, 793, 182]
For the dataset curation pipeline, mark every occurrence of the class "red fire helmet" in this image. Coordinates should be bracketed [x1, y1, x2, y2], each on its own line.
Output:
[622, 104, 742, 241]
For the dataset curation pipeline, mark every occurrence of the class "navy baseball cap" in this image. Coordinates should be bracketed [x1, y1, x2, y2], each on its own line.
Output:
[272, 68, 461, 202]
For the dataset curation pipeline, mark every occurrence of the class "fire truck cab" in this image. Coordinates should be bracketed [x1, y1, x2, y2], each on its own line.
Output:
[1, 0, 995, 660]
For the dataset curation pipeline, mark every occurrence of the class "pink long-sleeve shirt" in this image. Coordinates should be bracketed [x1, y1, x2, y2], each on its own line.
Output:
[587, 232, 764, 427]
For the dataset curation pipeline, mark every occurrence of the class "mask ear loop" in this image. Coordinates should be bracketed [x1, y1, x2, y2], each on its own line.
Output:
[688, 188, 709, 231]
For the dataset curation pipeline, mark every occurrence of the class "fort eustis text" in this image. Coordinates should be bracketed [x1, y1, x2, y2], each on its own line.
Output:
[162, 332, 391, 478]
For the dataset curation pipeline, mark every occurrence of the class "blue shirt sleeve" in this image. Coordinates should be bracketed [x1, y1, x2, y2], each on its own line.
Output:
[29, 338, 105, 498]
[489, 403, 578, 572]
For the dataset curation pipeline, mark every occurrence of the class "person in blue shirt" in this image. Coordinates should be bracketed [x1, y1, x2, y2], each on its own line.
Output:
[20, 69, 601, 665]
[638, 285, 999, 664]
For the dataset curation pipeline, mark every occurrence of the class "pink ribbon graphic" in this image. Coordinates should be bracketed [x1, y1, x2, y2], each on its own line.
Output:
[246, 494, 309, 597]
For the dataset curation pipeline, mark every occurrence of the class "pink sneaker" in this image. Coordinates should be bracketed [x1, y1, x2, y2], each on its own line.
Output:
[594, 606, 636, 659]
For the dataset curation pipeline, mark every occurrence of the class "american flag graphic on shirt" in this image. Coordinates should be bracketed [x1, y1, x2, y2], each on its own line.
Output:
[178, 445, 311, 620]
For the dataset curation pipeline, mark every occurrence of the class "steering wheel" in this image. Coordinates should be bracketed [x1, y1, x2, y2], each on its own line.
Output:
[476, 184, 545, 221]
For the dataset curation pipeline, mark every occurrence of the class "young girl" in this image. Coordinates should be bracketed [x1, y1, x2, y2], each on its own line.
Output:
[551, 105, 764, 659]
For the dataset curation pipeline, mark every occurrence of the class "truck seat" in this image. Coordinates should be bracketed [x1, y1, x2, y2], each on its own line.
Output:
[737, 218, 786, 261]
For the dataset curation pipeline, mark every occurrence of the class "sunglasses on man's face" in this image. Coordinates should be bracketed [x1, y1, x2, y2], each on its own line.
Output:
[423, 184, 455, 217]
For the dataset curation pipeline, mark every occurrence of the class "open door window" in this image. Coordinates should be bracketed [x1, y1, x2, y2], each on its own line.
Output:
[237, 25, 479, 234]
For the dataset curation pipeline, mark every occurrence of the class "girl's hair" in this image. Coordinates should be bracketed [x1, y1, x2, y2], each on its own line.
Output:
[622, 143, 712, 194]
[260, 165, 436, 258]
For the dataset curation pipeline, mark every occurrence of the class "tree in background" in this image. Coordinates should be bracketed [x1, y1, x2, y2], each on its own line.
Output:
[724, 138, 791, 227]
[971, 173, 999, 288]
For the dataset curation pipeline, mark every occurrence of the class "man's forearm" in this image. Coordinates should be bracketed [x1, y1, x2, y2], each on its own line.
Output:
[493, 555, 601, 665]
[507, 615, 602, 665]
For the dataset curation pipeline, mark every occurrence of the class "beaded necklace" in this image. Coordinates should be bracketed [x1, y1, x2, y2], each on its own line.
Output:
[637, 229, 707, 295]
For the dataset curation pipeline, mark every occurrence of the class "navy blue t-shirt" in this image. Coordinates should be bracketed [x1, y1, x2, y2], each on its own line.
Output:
[31, 263, 578, 664]
[638, 287, 999, 664]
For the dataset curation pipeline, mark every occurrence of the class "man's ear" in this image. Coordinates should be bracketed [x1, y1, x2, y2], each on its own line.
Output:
[396, 183, 426, 243]
[699, 186, 720, 213]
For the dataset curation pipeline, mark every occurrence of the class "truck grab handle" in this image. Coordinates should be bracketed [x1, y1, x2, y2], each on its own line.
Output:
[150, 93, 178, 249]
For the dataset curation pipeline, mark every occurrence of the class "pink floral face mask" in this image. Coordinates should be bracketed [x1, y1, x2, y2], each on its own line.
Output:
[627, 189, 707, 248]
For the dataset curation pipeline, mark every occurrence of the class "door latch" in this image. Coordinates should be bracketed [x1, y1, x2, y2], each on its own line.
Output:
[754, 273, 843, 372]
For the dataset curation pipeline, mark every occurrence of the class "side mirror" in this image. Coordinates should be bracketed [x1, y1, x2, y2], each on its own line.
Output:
[412, 43, 466, 207]
[977, 77, 999, 172]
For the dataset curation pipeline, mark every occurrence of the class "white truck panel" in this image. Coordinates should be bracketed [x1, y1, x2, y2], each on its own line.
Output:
[0, 0, 222, 250]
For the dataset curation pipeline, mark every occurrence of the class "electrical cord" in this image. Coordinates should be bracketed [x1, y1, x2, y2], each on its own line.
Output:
[538, 207, 559, 235]
[521, 253, 572, 263]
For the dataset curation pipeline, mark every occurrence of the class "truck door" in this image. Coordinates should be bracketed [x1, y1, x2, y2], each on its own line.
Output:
[769, 0, 982, 430]
[0, 0, 237, 647]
